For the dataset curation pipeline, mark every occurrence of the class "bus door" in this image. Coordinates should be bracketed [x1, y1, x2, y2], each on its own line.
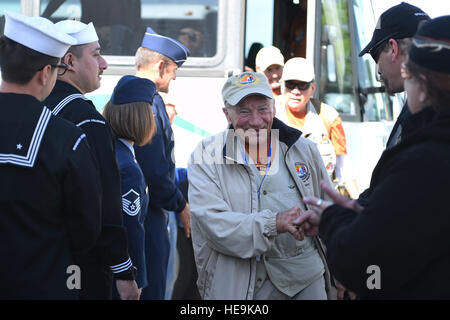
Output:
[246, 0, 394, 190]
[319, 0, 394, 191]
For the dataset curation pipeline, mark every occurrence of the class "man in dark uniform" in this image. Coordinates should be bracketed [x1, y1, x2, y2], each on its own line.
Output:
[357, 3, 430, 206]
[134, 27, 191, 299]
[0, 12, 102, 299]
[44, 20, 139, 300]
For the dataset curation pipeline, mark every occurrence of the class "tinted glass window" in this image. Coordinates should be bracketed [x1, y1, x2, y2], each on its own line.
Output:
[0, 0, 22, 35]
[353, 0, 393, 121]
[319, 0, 356, 117]
[40, 0, 218, 57]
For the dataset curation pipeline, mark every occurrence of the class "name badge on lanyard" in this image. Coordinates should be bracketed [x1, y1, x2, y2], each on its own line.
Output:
[239, 139, 272, 200]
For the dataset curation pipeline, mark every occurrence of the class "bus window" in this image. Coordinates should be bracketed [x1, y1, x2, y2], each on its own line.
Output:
[142, 0, 218, 58]
[40, 0, 218, 57]
[353, 0, 393, 122]
[319, 0, 357, 120]
[245, 0, 273, 69]
[0, 0, 22, 34]
[1, 0, 22, 16]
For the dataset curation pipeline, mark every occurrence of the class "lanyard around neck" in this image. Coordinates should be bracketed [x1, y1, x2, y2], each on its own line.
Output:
[239, 137, 273, 199]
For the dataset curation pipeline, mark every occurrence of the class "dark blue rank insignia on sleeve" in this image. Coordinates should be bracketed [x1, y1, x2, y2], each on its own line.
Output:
[122, 189, 141, 216]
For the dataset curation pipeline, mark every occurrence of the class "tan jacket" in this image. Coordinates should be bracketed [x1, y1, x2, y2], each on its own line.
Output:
[188, 118, 336, 300]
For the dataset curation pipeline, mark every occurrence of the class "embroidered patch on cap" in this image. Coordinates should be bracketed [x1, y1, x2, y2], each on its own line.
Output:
[295, 162, 310, 182]
[236, 73, 259, 86]
[122, 189, 141, 216]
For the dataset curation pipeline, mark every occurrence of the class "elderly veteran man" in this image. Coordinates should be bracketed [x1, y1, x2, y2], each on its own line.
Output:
[188, 71, 335, 300]
[0, 12, 102, 299]
[44, 20, 138, 300]
[133, 27, 191, 300]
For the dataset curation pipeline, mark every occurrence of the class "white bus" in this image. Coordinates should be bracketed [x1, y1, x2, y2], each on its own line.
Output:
[2, 0, 395, 191]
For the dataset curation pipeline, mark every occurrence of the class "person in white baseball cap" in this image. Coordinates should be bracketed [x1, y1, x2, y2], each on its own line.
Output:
[255, 46, 285, 98]
[279, 57, 359, 199]
[45, 20, 140, 300]
[0, 12, 103, 299]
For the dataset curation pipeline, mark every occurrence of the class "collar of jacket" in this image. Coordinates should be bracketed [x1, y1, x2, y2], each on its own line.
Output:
[222, 117, 302, 162]
[54, 79, 83, 95]
[399, 107, 450, 146]
[50, 80, 96, 109]
[0, 93, 52, 168]
[373, 107, 450, 176]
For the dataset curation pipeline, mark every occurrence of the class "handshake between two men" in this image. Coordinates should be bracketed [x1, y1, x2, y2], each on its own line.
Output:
[276, 180, 362, 300]
[277, 180, 364, 241]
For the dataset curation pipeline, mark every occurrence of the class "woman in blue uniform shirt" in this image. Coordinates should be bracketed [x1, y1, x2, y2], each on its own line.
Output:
[103, 75, 157, 298]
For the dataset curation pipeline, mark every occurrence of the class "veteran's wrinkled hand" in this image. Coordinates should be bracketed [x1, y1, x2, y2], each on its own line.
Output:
[276, 206, 305, 241]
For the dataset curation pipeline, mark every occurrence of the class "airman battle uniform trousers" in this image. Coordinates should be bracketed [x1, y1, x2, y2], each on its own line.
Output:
[44, 80, 131, 299]
[0, 93, 102, 299]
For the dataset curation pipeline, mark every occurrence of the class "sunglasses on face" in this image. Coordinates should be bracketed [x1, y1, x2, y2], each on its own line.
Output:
[284, 80, 312, 91]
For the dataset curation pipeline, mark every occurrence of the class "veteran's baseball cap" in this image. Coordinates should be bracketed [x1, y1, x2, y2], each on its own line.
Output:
[222, 72, 273, 106]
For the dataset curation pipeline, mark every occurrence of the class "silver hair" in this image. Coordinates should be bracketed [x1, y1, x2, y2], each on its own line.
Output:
[135, 47, 172, 70]
[223, 96, 275, 111]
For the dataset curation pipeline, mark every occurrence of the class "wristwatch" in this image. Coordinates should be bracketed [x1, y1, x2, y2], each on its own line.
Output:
[114, 266, 137, 281]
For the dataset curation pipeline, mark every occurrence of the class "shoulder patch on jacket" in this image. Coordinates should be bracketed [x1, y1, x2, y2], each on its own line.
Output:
[122, 189, 141, 216]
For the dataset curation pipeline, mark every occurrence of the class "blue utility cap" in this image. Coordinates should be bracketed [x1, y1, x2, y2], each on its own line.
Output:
[111, 75, 157, 105]
[141, 27, 191, 67]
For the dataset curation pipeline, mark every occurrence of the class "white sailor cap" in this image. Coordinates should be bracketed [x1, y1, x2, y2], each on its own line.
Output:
[141, 27, 191, 67]
[55, 20, 99, 45]
[3, 11, 76, 58]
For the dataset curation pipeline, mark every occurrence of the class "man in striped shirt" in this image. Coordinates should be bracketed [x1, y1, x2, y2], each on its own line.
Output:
[44, 20, 139, 300]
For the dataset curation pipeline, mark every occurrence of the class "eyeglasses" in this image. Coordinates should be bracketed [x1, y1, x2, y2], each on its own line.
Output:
[38, 63, 69, 76]
[284, 80, 312, 91]
[400, 62, 412, 80]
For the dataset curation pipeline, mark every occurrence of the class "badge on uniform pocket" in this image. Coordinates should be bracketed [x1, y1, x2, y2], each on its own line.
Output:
[295, 162, 310, 182]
